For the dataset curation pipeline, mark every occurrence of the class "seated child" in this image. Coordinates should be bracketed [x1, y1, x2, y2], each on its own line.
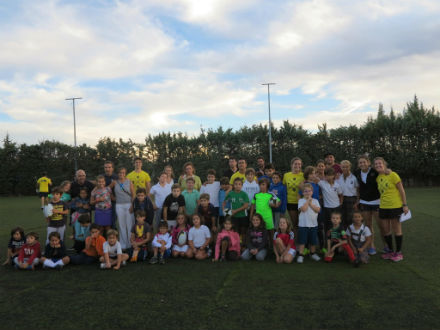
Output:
[150, 221, 172, 265]
[130, 210, 152, 262]
[163, 184, 185, 230]
[213, 217, 241, 262]
[273, 218, 296, 264]
[70, 224, 106, 265]
[186, 214, 211, 260]
[46, 186, 69, 244]
[131, 187, 155, 225]
[41, 232, 70, 269]
[71, 213, 91, 253]
[91, 175, 113, 232]
[100, 229, 129, 270]
[242, 214, 268, 261]
[171, 213, 190, 258]
[14, 232, 41, 270]
[324, 212, 355, 263]
[3, 227, 25, 266]
[71, 187, 90, 225]
[347, 211, 372, 266]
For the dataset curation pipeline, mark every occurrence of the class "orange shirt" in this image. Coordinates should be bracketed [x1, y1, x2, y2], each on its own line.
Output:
[84, 235, 106, 257]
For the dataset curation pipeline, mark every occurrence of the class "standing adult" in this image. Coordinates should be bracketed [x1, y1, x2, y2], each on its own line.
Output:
[102, 160, 118, 229]
[114, 167, 135, 250]
[229, 158, 249, 185]
[164, 165, 176, 184]
[337, 160, 359, 229]
[324, 152, 342, 176]
[256, 156, 265, 178]
[374, 157, 409, 262]
[283, 157, 304, 237]
[127, 157, 151, 194]
[70, 169, 95, 199]
[223, 157, 238, 179]
[316, 160, 326, 180]
[178, 162, 202, 191]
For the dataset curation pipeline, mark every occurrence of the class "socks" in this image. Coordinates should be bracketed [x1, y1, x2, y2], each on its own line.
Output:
[395, 235, 403, 252]
[384, 235, 393, 252]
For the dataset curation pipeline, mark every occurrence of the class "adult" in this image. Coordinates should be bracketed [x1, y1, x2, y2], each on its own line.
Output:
[70, 169, 95, 199]
[337, 160, 358, 229]
[256, 156, 265, 178]
[374, 157, 409, 262]
[316, 160, 326, 180]
[223, 157, 238, 179]
[127, 157, 151, 194]
[178, 162, 202, 191]
[114, 167, 135, 250]
[229, 158, 248, 185]
[36, 172, 52, 209]
[324, 152, 342, 176]
[164, 165, 176, 184]
[102, 161, 118, 186]
[283, 157, 304, 236]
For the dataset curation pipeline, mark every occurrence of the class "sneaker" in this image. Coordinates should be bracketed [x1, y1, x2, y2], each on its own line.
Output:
[220, 255, 226, 262]
[324, 256, 333, 262]
[100, 263, 107, 269]
[310, 253, 321, 262]
[382, 246, 392, 254]
[368, 247, 377, 255]
[303, 248, 310, 256]
[149, 256, 158, 264]
[381, 252, 394, 260]
[130, 255, 138, 263]
[297, 255, 304, 263]
[122, 260, 127, 266]
[321, 248, 328, 254]
[159, 256, 165, 265]
[391, 252, 403, 262]
[207, 248, 212, 257]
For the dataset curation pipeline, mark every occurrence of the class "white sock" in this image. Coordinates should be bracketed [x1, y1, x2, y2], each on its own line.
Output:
[55, 259, 65, 267]
[43, 259, 56, 268]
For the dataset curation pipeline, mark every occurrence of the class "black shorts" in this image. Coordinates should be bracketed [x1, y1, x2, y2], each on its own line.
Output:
[39, 192, 49, 198]
[359, 203, 379, 212]
[287, 203, 298, 211]
[231, 216, 249, 230]
[379, 207, 403, 219]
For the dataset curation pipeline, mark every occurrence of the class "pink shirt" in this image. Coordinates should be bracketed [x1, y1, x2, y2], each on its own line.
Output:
[215, 230, 241, 260]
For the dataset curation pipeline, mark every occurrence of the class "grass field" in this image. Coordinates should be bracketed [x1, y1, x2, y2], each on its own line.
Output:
[0, 187, 439, 330]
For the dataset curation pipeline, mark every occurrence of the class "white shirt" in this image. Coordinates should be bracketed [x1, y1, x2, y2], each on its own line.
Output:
[199, 181, 221, 207]
[152, 232, 172, 249]
[103, 241, 122, 257]
[298, 198, 320, 227]
[318, 180, 342, 208]
[150, 182, 172, 208]
[242, 180, 260, 208]
[346, 224, 372, 242]
[188, 225, 211, 248]
[337, 173, 358, 197]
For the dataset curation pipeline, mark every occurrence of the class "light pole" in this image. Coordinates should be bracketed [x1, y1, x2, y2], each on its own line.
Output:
[65, 97, 82, 172]
[262, 83, 275, 163]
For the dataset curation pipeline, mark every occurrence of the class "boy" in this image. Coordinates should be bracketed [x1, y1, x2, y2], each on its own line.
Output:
[269, 171, 287, 230]
[71, 187, 90, 226]
[41, 231, 70, 269]
[347, 211, 372, 266]
[149, 171, 172, 231]
[130, 210, 152, 262]
[297, 183, 321, 263]
[36, 172, 52, 209]
[259, 163, 275, 183]
[218, 177, 231, 226]
[70, 224, 106, 265]
[318, 167, 343, 233]
[14, 232, 41, 270]
[71, 213, 91, 253]
[100, 229, 129, 270]
[200, 169, 221, 214]
[131, 187, 155, 225]
[223, 178, 249, 241]
[182, 177, 200, 219]
[198, 193, 218, 232]
[46, 186, 69, 244]
[324, 212, 355, 263]
[163, 184, 186, 230]
[242, 168, 260, 210]
[150, 221, 172, 265]
[127, 157, 152, 193]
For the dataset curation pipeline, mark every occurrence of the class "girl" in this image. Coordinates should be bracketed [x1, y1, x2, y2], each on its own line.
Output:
[213, 218, 241, 262]
[60, 180, 72, 202]
[337, 160, 359, 229]
[114, 167, 135, 250]
[283, 157, 304, 238]
[316, 159, 326, 181]
[171, 213, 190, 258]
[41, 231, 70, 269]
[186, 214, 211, 260]
[2, 227, 25, 266]
[374, 157, 409, 262]
[164, 165, 176, 184]
[178, 162, 202, 191]
[347, 211, 372, 266]
[242, 214, 268, 261]
[273, 217, 296, 264]
[91, 175, 114, 234]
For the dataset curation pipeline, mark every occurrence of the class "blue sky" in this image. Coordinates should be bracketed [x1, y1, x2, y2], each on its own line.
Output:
[1, 0, 440, 145]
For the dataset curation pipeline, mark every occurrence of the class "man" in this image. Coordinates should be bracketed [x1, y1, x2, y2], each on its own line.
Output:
[256, 156, 265, 178]
[127, 157, 151, 194]
[229, 158, 252, 185]
[223, 157, 238, 179]
[70, 169, 95, 199]
[102, 161, 118, 186]
[324, 152, 342, 176]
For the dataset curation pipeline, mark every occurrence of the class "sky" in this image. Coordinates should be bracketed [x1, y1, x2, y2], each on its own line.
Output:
[1, 0, 439, 146]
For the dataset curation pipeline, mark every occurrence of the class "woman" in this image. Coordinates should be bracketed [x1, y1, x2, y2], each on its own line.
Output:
[374, 157, 409, 262]
[178, 162, 202, 191]
[164, 165, 176, 185]
[282, 157, 304, 237]
[316, 159, 326, 180]
[114, 167, 135, 250]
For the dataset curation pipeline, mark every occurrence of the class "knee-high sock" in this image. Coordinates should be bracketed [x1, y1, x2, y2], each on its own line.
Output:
[395, 235, 403, 252]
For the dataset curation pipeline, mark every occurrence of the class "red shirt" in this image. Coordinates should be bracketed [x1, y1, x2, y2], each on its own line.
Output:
[18, 242, 41, 265]
[273, 231, 296, 250]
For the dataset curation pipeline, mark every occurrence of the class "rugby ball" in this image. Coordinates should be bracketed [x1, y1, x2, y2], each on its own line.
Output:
[43, 203, 53, 217]
[224, 208, 232, 216]
[269, 196, 278, 207]
[177, 231, 187, 245]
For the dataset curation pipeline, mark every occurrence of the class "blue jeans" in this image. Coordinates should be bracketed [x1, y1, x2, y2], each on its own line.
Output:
[241, 248, 267, 261]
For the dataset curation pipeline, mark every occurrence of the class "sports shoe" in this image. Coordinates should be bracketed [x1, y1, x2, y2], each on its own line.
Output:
[368, 247, 377, 255]
[159, 256, 165, 265]
[310, 253, 321, 262]
[321, 248, 328, 254]
[297, 255, 304, 263]
[391, 252, 403, 262]
[149, 256, 158, 264]
[381, 252, 394, 260]
[303, 248, 310, 256]
[100, 263, 107, 269]
[324, 256, 333, 263]
[122, 260, 127, 266]
[130, 255, 138, 263]
[382, 246, 392, 254]
[207, 248, 212, 257]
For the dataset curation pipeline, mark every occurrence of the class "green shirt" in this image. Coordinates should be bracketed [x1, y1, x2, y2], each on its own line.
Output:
[225, 190, 249, 218]
[182, 190, 200, 215]
[252, 192, 279, 230]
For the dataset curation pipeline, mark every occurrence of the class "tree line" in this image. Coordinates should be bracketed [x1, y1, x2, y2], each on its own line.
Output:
[1, 96, 439, 195]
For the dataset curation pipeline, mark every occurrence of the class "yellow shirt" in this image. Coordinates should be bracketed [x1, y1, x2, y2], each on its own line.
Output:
[229, 171, 256, 185]
[283, 172, 304, 204]
[37, 176, 52, 193]
[377, 172, 403, 209]
[127, 170, 151, 192]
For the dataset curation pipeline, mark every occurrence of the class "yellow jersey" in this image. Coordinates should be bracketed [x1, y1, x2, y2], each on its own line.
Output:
[229, 171, 257, 185]
[283, 172, 304, 204]
[127, 170, 151, 192]
[37, 176, 52, 193]
[377, 172, 403, 209]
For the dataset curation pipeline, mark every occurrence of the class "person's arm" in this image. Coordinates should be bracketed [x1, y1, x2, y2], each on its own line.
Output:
[309, 199, 320, 213]
[339, 194, 343, 205]
[130, 232, 136, 247]
[104, 252, 111, 268]
[27, 244, 40, 266]
[299, 199, 308, 212]
[165, 235, 172, 249]
[114, 253, 122, 270]
[214, 233, 222, 260]
[96, 237, 105, 256]
[130, 181, 135, 202]
[256, 230, 268, 251]
[249, 204, 255, 220]
[85, 236, 92, 250]
[396, 181, 409, 214]
[360, 235, 372, 252]
[201, 237, 210, 250]
[162, 206, 168, 221]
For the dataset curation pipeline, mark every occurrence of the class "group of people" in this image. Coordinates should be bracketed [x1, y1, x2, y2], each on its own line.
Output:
[5, 152, 410, 270]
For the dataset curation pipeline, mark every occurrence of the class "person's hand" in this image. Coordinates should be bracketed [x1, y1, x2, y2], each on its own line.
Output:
[403, 206, 409, 214]
[76, 202, 82, 208]
[358, 247, 364, 253]
[84, 204, 89, 209]
[276, 255, 282, 264]
[212, 226, 217, 233]
[129, 206, 133, 213]
[250, 249, 257, 255]
[21, 263, 28, 269]
[231, 209, 237, 216]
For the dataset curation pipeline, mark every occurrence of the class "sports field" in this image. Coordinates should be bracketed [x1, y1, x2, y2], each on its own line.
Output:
[0, 187, 439, 330]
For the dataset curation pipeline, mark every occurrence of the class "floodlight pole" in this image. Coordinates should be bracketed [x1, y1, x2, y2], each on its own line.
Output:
[262, 83, 276, 163]
[65, 97, 82, 172]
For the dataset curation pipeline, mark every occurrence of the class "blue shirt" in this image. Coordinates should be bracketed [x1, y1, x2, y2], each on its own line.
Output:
[73, 221, 90, 241]
[218, 189, 230, 216]
[299, 181, 321, 201]
[269, 182, 287, 213]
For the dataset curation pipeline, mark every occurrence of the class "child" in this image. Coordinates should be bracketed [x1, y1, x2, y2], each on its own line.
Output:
[71, 213, 91, 253]
[130, 210, 152, 262]
[297, 183, 321, 263]
[241, 214, 268, 261]
[171, 213, 190, 258]
[269, 171, 287, 230]
[14, 232, 41, 270]
[150, 221, 172, 265]
[200, 169, 221, 215]
[131, 187, 155, 225]
[2, 227, 25, 266]
[324, 212, 355, 263]
[223, 178, 249, 243]
[71, 187, 90, 225]
[149, 171, 172, 231]
[259, 163, 275, 183]
[337, 160, 359, 228]
[36, 172, 52, 209]
[41, 232, 70, 269]
[60, 180, 72, 202]
[182, 177, 200, 219]
[198, 193, 218, 232]
[213, 218, 241, 262]
[242, 168, 259, 212]
[46, 186, 69, 244]
[218, 177, 231, 226]
[162, 184, 185, 230]
[70, 224, 106, 265]
[317, 168, 343, 234]
[100, 229, 129, 270]
[186, 214, 211, 260]
[273, 218, 296, 264]
[91, 175, 114, 233]
[347, 211, 372, 266]
[283, 157, 304, 238]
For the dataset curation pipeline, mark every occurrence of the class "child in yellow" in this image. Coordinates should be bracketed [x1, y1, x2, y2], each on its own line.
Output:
[36, 172, 52, 209]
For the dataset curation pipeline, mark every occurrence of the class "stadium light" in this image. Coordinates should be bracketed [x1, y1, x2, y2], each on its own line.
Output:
[65, 97, 82, 172]
[262, 83, 276, 163]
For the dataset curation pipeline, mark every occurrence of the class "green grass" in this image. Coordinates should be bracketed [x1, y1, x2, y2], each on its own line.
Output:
[0, 188, 439, 330]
